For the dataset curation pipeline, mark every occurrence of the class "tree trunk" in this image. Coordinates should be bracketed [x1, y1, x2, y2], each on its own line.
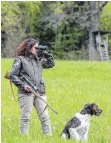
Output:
[88, 2, 101, 60]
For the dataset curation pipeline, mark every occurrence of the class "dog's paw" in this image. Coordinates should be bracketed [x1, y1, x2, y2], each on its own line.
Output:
[60, 133, 67, 139]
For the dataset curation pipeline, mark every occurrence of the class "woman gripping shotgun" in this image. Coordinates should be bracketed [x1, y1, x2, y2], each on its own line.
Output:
[9, 38, 55, 136]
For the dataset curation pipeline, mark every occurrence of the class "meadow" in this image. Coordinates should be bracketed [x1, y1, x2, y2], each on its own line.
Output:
[1, 59, 111, 143]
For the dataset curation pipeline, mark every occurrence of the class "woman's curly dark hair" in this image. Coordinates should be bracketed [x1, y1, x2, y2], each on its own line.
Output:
[17, 38, 38, 56]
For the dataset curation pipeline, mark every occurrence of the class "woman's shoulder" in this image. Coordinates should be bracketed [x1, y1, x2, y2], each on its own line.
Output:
[17, 55, 24, 59]
[15, 55, 25, 61]
[12, 56, 24, 64]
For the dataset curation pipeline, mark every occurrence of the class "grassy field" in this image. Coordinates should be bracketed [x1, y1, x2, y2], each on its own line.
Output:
[1, 59, 111, 143]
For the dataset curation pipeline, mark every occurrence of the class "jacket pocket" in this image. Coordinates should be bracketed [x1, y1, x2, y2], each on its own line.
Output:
[40, 79, 45, 93]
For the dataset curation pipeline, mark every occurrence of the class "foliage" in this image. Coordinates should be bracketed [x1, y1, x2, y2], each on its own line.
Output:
[1, 1, 111, 59]
[2, 59, 111, 143]
[1, 1, 41, 57]
[38, 2, 89, 59]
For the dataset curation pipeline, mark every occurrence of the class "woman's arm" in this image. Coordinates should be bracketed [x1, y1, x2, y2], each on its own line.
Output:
[10, 58, 25, 89]
[42, 52, 55, 69]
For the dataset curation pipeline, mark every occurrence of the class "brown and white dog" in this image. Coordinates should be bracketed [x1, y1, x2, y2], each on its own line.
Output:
[60, 103, 102, 141]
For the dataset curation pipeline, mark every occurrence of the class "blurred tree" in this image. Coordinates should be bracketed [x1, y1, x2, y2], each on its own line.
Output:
[39, 1, 108, 60]
[38, 2, 88, 59]
[1, 1, 22, 57]
[1, 1, 110, 60]
[1, 1, 40, 57]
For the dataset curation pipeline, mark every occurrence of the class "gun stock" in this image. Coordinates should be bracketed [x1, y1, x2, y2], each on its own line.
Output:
[4, 72, 10, 80]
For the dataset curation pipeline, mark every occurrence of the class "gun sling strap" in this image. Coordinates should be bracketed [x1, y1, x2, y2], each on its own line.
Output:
[4, 71, 58, 116]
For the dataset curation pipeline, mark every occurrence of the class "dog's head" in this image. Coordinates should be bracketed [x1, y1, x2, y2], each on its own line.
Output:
[81, 103, 102, 116]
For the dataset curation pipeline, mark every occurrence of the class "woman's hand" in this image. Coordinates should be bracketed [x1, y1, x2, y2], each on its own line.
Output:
[24, 85, 31, 92]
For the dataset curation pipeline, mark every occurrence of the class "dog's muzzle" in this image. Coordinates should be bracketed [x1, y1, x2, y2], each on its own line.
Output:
[95, 109, 102, 116]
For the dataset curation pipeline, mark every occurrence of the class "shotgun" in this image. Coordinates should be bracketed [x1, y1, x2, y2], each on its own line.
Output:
[4, 72, 58, 115]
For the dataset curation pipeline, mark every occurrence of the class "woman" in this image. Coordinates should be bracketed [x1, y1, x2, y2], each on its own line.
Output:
[10, 38, 55, 135]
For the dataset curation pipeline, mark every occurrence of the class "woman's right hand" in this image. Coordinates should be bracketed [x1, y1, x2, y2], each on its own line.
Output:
[24, 85, 31, 92]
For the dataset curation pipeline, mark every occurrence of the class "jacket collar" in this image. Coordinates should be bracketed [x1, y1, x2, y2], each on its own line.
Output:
[27, 54, 39, 61]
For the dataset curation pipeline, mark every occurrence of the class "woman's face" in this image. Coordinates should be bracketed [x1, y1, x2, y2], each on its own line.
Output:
[30, 43, 38, 56]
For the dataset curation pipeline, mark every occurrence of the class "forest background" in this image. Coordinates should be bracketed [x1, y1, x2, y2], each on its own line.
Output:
[1, 1, 111, 60]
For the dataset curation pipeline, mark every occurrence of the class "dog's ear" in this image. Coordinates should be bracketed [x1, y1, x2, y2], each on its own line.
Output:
[90, 103, 97, 114]
[90, 103, 96, 108]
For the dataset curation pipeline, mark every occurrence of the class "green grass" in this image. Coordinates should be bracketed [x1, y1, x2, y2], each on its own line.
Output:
[1, 59, 111, 143]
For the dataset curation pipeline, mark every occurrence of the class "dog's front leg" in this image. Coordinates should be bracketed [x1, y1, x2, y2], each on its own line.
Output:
[69, 128, 81, 141]
[82, 126, 89, 141]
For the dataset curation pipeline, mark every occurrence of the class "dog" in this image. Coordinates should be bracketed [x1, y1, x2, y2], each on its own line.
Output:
[60, 103, 102, 141]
